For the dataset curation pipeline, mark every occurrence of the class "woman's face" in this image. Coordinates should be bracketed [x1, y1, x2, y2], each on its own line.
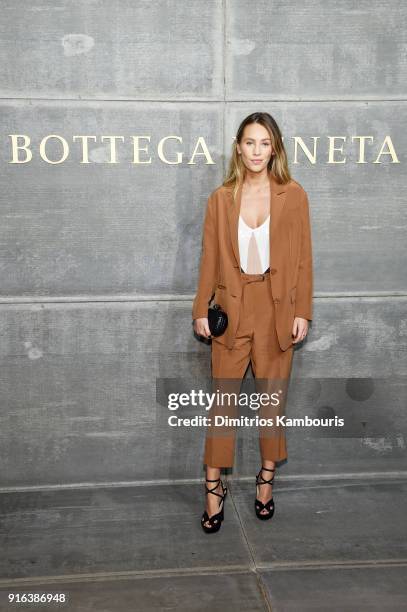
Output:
[236, 123, 274, 173]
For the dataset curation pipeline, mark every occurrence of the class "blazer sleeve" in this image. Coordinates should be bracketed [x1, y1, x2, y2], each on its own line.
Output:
[294, 189, 314, 321]
[192, 192, 219, 320]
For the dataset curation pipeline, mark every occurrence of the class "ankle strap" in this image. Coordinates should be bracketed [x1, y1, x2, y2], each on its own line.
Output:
[205, 477, 225, 498]
[257, 467, 275, 486]
[261, 466, 275, 472]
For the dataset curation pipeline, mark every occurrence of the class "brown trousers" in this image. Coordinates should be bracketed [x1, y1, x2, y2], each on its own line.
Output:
[204, 270, 294, 468]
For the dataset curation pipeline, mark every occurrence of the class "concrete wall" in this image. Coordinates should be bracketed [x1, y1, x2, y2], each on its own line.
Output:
[0, 0, 405, 487]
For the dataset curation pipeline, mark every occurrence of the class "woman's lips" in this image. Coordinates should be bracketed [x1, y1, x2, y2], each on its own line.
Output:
[251, 160, 263, 164]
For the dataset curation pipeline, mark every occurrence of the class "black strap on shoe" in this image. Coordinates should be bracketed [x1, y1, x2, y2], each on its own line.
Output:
[202, 477, 227, 529]
[257, 466, 275, 485]
[255, 467, 275, 514]
[205, 477, 225, 500]
[255, 497, 274, 512]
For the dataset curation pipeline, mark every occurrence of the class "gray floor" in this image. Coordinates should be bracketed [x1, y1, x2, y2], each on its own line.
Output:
[1, 476, 406, 611]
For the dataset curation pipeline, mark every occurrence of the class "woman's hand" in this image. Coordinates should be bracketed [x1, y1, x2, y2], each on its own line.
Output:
[292, 317, 309, 344]
[193, 317, 212, 339]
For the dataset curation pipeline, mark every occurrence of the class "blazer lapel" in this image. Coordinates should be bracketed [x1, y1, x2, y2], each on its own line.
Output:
[227, 174, 288, 269]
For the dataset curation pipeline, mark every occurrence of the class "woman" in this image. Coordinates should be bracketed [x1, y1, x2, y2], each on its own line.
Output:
[192, 112, 313, 533]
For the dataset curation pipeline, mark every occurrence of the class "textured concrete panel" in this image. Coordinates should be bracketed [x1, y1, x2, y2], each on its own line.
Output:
[0, 297, 405, 486]
[260, 565, 407, 611]
[227, 0, 407, 99]
[0, 0, 223, 99]
[237, 374, 407, 477]
[226, 102, 406, 292]
[0, 573, 267, 612]
[0, 481, 405, 610]
[0, 484, 251, 579]
[1, 100, 405, 297]
[0, 100, 223, 296]
[230, 476, 407, 565]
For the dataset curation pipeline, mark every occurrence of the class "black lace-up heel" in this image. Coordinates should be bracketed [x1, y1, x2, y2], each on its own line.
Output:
[201, 477, 228, 533]
[255, 466, 275, 520]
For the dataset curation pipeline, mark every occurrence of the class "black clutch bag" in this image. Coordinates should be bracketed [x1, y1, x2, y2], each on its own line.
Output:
[208, 303, 228, 337]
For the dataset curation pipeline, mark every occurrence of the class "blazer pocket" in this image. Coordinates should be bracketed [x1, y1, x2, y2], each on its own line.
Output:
[290, 286, 297, 304]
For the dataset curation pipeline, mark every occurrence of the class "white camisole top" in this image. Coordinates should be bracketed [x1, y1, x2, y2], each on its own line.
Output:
[238, 214, 270, 273]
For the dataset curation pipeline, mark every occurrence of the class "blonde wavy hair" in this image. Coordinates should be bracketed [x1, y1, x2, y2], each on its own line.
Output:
[223, 112, 292, 200]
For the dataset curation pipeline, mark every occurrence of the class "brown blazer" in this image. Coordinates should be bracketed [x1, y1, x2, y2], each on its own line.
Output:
[192, 174, 313, 351]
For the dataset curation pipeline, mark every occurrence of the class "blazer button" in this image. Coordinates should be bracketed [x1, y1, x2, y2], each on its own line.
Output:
[270, 268, 277, 275]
